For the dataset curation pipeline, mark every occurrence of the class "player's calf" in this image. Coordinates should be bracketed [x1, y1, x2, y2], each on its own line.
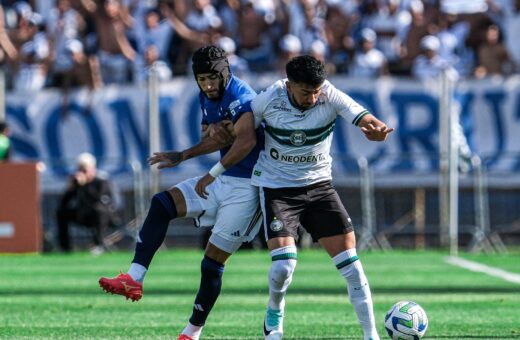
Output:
[333, 249, 379, 340]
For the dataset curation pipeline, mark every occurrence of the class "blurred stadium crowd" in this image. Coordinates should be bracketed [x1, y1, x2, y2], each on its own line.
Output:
[0, 0, 519, 92]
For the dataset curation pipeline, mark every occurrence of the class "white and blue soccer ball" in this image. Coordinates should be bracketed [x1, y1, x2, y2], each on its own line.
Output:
[384, 301, 428, 340]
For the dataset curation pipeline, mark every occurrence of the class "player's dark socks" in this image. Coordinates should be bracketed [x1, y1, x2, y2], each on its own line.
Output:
[189, 256, 225, 326]
[132, 191, 177, 268]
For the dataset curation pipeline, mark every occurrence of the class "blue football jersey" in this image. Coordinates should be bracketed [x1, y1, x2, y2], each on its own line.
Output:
[199, 75, 264, 178]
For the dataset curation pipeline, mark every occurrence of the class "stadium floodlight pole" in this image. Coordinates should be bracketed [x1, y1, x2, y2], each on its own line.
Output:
[148, 63, 160, 198]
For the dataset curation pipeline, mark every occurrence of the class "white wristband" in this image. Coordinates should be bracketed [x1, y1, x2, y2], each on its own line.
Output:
[209, 161, 226, 178]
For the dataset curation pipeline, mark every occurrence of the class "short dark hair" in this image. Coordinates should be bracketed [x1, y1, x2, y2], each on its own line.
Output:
[286, 55, 326, 87]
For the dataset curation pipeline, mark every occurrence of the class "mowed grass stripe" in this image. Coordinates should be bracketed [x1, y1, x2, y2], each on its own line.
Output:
[1, 249, 519, 339]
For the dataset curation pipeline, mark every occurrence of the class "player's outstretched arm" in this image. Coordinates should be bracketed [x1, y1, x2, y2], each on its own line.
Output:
[358, 113, 394, 142]
[195, 112, 256, 198]
[148, 121, 236, 169]
[148, 151, 185, 169]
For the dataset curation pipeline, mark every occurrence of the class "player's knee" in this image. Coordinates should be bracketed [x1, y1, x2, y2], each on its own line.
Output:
[150, 191, 177, 220]
[270, 259, 297, 284]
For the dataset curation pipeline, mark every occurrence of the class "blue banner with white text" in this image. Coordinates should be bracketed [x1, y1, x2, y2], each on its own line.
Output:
[5, 75, 520, 190]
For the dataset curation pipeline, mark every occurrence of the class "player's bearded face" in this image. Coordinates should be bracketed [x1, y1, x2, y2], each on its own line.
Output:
[196, 73, 221, 99]
[287, 81, 323, 110]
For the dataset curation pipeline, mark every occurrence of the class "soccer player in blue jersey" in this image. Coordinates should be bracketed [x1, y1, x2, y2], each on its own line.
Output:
[99, 45, 263, 340]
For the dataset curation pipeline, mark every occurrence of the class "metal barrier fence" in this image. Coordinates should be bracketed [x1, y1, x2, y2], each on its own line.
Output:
[38, 153, 520, 252]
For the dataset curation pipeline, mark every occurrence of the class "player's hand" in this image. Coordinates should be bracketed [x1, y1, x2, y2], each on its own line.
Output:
[361, 123, 394, 142]
[195, 173, 215, 199]
[148, 151, 185, 169]
[208, 120, 236, 146]
[74, 171, 87, 186]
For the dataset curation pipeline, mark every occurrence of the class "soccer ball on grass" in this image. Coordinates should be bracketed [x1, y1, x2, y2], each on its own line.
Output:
[384, 300, 428, 340]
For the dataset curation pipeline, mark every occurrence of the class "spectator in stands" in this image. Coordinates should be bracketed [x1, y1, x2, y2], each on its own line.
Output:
[324, 2, 355, 74]
[46, 0, 85, 87]
[0, 120, 11, 162]
[6, 3, 40, 88]
[474, 24, 514, 78]
[61, 39, 101, 89]
[184, 0, 222, 50]
[57, 39, 102, 117]
[309, 39, 327, 63]
[277, 33, 302, 73]
[412, 35, 455, 80]
[295, 0, 327, 54]
[398, 0, 433, 74]
[81, 0, 136, 84]
[217, 0, 240, 38]
[7, 2, 39, 51]
[350, 28, 388, 77]
[136, 8, 171, 62]
[134, 44, 172, 85]
[436, 12, 471, 77]
[216, 35, 250, 77]
[504, 0, 520, 71]
[361, 0, 410, 68]
[56, 152, 118, 254]
[234, 0, 275, 72]
[0, 5, 18, 64]
[133, 4, 209, 79]
[14, 34, 49, 91]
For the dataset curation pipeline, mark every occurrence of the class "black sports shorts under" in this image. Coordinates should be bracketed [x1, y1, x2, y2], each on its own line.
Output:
[260, 180, 354, 242]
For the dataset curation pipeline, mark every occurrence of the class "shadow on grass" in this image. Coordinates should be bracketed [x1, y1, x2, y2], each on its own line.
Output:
[426, 337, 519, 339]
[1, 286, 519, 296]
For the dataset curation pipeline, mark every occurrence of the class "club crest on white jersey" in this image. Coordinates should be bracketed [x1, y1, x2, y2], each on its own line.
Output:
[251, 79, 369, 188]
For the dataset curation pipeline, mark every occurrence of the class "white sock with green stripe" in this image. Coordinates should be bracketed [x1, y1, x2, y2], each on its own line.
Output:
[268, 246, 297, 311]
[333, 249, 379, 340]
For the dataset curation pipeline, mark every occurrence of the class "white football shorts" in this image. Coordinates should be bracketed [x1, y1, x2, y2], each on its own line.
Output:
[175, 175, 261, 253]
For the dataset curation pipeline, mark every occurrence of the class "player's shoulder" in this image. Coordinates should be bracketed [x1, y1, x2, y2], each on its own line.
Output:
[257, 79, 286, 100]
[319, 79, 335, 95]
[319, 79, 350, 102]
[228, 75, 256, 97]
[271, 79, 287, 94]
[251, 79, 284, 111]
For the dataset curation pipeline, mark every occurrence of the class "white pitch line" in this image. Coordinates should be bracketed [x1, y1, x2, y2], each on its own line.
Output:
[445, 256, 520, 285]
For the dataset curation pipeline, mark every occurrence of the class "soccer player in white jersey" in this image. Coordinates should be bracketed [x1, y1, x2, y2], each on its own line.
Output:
[252, 55, 393, 340]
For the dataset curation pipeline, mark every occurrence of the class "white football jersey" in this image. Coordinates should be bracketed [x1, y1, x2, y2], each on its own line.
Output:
[251, 79, 369, 188]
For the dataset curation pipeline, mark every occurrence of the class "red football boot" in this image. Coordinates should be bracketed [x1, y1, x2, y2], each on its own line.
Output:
[99, 272, 143, 302]
[177, 335, 195, 340]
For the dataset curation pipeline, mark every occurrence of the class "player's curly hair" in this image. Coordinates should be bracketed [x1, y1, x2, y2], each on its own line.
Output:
[286, 55, 325, 87]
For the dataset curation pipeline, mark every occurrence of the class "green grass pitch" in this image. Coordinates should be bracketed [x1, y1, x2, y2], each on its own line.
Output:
[1, 249, 519, 339]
